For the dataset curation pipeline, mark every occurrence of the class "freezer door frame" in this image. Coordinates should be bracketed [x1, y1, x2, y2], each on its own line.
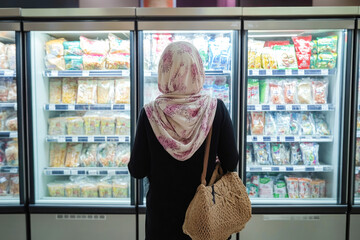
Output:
[23, 21, 135, 31]
[138, 20, 241, 31]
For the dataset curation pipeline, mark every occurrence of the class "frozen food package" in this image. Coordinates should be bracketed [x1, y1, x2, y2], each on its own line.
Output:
[253, 143, 272, 165]
[80, 36, 109, 56]
[261, 47, 277, 69]
[97, 80, 114, 104]
[80, 144, 98, 167]
[310, 40, 318, 55]
[0, 174, 8, 196]
[259, 176, 274, 198]
[83, 54, 106, 70]
[283, 80, 297, 104]
[246, 144, 253, 165]
[115, 114, 131, 136]
[259, 80, 270, 104]
[66, 117, 84, 135]
[98, 143, 116, 167]
[5, 115, 17, 131]
[274, 180, 287, 198]
[0, 54, 8, 69]
[0, 142, 5, 166]
[271, 143, 290, 165]
[290, 113, 299, 135]
[112, 177, 129, 198]
[248, 40, 264, 69]
[298, 178, 311, 199]
[62, 78, 77, 104]
[290, 143, 302, 165]
[300, 143, 319, 166]
[0, 42, 6, 56]
[264, 40, 290, 48]
[45, 54, 65, 71]
[6, 44, 16, 70]
[49, 143, 66, 167]
[115, 144, 130, 167]
[64, 55, 83, 70]
[100, 116, 115, 135]
[10, 174, 19, 196]
[276, 112, 291, 135]
[297, 79, 312, 104]
[310, 55, 317, 69]
[314, 113, 330, 135]
[65, 143, 82, 167]
[0, 81, 8, 102]
[356, 139, 360, 166]
[251, 175, 260, 186]
[80, 182, 98, 198]
[247, 79, 259, 105]
[83, 114, 100, 135]
[319, 179, 326, 197]
[247, 113, 251, 134]
[299, 112, 315, 135]
[285, 177, 299, 198]
[45, 38, 66, 56]
[292, 36, 312, 69]
[77, 79, 97, 104]
[114, 79, 130, 104]
[273, 45, 298, 69]
[48, 182, 65, 197]
[264, 112, 277, 135]
[98, 178, 112, 198]
[250, 112, 264, 135]
[63, 41, 83, 56]
[247, 181, 259, 198]
[49, 79, 62, 104]
[106, 53, 130, 69]
[7, 80, 17, 102]
[317, 36, 338, 54]
[312, 79, 328, 104]
[48, 117, 66, 135]
[316, 53, 337, 69]
[269, 81, 284, 104]
[65, 182, 81, 197]
[310, 180, 321, 198]
[0, 111, 7, 130]
[108, 33, 130, 54]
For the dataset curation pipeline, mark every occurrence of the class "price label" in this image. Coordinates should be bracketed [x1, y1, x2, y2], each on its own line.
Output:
[266, 70, 272, 75]
[247, 136, 251, 142]
[286, 105, 292, 111]
[285, 69, 292, 75]
[72, 136, 78, 142]
[88, 170, 97, 175]
[252, 69, 259, 75]
[14, 104, 17, 111]
[144, 70, 151, 77]
[122, 70, 130, 77]
[68, 105, 75, 111]
[315, 166, 322, 171]
[301, 105, 307, 111]
[51, 70, 58, 77]
[322, 105, 329, 111]
[10, 132, 17, 138]
[58, 136, 66, 142]
[88, 136, 94, 142]
[321, 69, 328, 75]
[255, 105, 261, 111]
[262, 167, 271, 172]
[270, 105, 276, 111]
[82, 71, 90, 77]
[298, 70, 305, 75]
[47, 104, 55, 111]
[71, 170, 78, 175]
[125, 104, 131, 111]
[63, 170, 71, 175]
[10, 168, 18, 173]
[108, 170, 116, 176]
[4, 70, 14, 76]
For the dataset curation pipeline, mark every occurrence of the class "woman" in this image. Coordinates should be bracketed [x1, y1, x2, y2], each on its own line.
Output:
[129, 41, 238, 240]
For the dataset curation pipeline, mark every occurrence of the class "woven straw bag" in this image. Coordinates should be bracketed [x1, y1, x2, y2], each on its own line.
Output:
[183, 128, 252, 240]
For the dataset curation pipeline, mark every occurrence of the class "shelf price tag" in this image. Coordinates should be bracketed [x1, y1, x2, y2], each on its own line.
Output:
[68, 105, 75, 111]
[122, 70, 130, 77]
[252, 69, 259, 75]
[82, 71, 90, 77]
[298, 70, 305, 75]
[63, 170, 71, 175]
[88, 136, 94, 142]
[58, 136, 66, 142]
[266, 70, 272, 75]
[48, 104, 56, 111]
[285, 69, 292, 75]
[4, 70, 13, 76]
[10, 132, 17, 138]
[322, 105, 329, 111]
[144, 70, 151, 77]
[108, 170, 116, 176]
[315, 166, 322, 171]
[10, 168, 18, 173]
[262, 167, 271, 172]
[286, 105, 292, 111]
[88, 170, 97, 175]
[321, 69, 328, 75]
[51, 71, 58, 77]
[270, 105, 276, 111]
[71, 170, 78, 175]
[301, 105, 307, 111]
[255, 105, 261, 111]
[72, 136, 78, 142]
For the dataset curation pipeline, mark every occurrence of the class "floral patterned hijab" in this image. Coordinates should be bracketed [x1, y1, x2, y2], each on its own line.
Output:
[144, 41, 217, 161]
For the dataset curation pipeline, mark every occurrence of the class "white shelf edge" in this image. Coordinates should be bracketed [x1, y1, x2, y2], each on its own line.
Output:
[37, 198, 131, 205]
[250, 198, 337, 205]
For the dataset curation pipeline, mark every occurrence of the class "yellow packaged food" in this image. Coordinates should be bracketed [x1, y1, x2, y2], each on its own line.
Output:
[0, 111, 7, 130]
[48, 117, 66, 135]
[65, 182, 81, 197]
[80, 183, 98, 198]
[114, 79, 130, 104]
[97, 80, 114, 104]
[49, 79, 62, 104]
[115, 144, 130, 167]
[98, 181, 112, 198]
[100, 116, 115, 135]
[66, 117, 84, 135]
[65, 143, 82, 167]
[62, 78, 77, 104]
[77, 79, 97, 104]
[83, 115, 100, 135]
[7, 80, 16, 102]
[112, 178, 128, 198]
[97, 143, 116, 167]
[49, 143, 66, 167]
[45, 54, 65, 71]
[48, 182, 65, 197]
[115, 114, 130, 135]
[5, 141, 18, 166]
[46, 38, 66, 56]
[80, 144, 98, 167]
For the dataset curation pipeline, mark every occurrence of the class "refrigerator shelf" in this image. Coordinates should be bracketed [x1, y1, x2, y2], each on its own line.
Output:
[44, 104, 130, 111]
[0, 70, 15, 77]
[0, 166, 18, 173]
[144, 70, 231, 77]
[38, 198, 130, 205]
[248, 69, 335, 76]
[247, 104, 334, 112]
[44, 70, 130, 78]
[44, 167, 128, 176]
[46, 135, 130, 143]
[0, 103, 17, 109]
[250, 198, 337, 205]
[246, 165, 333, 172]
[0, 131, 17, 138]
[247, 135, 333, 142]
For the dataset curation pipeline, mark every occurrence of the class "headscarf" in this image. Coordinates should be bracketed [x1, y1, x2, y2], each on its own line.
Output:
[144, 41, 217, 161]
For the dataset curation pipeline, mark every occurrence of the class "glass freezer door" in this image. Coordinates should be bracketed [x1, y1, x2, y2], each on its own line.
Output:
[244, 20, 352, 205]
[26, 22, 134, 205]
[354, 25, 360, 205]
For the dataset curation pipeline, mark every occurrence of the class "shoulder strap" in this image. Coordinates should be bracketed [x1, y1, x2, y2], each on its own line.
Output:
[201, 127, 213, 186]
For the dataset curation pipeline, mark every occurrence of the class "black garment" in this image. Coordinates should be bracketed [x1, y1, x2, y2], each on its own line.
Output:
[129, 99, 239, 240]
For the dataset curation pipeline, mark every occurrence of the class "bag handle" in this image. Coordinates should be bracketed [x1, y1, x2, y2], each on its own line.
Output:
[201, 127, 213, 186]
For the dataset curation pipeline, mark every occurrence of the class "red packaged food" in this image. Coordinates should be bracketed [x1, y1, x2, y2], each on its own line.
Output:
[298, 178, 311, 199]
[283, 80, 297, 104]
[269, 82, 284, 104]
[292, 36, 312, 69]
[312, 80, 328, 104]
[264, 41, 290, 48]
[251, 112, 265, 135]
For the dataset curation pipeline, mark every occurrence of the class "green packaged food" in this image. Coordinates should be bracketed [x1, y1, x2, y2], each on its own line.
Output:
[310, 40, 317, 55]
[273, 45, 298, 69]
[274, 180, 287, 198]
[316, 53, 337, 69]
[63, 41, 83, 56]
[259, 80, 269, 104]
[247, 79, 259, 104]
[310, 55, 317, 69]
[317, 36, 338, 54]
[64, 55, 83, 70]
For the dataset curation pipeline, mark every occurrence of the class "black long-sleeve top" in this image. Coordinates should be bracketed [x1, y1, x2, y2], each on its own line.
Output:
[129, 99, 239, 240]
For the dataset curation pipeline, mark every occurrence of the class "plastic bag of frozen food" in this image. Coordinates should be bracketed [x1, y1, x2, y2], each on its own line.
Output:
[112, 176, 129, 198]
[115, 114, 130, 135]
[261, 47, 277, 69]
[80, 36, 109, 56]
[45, 54, 65, 71]
[7, 79, 16, 102]
[271, 143, 290, 165]
[48, 182, 65, 197]
[264, 112, 277, 135]
[65, 182, 81, 197]
[49, 79, 62, 104]
[312, 79, 328, 104]
[357, 113, 360, 130]
[259, 176, 274, 198]
[285, 176, 299, 198]
[48, 117, 66, 135]
[247, 79, 259, 105]
[77, 79, 97, 104]
[297, 79, 313, 104]
[63, 41, 83, 56]
[62, 78, 77, 104]
[83, 113, 100, 135]
[269, 81, 284, 104]
[115, 144, 130, 167]
[100, 116, 115, 135]
[246, 144, 253, 165]
[276, 112, 291, 135]
[317, 36, 338, 54]
[274, 180, 287, 198]
[0, 142, 5, 166]
[97, 143, 116, 167]
[310, 40, 317, 55]
[273, 45, 298, 69]
[64, 55, 83, 70]
[283, 80, 297, 104]
[98, 177, 112, 198]
[247, 180, 259, 198]
[80, 181, 98, 198]
[316, 53, 337, 69]
[259, 80, 269, 104]
[0, 54, 8, 69]
[114, 79, 130, 104]
[292, 36, 312, 69]
[356, 139, 360, 166]
[310, 55, 317, 69]
[97, 80, 114, 104]
[247, 113, 251, 134]
[247, 39, 264, 69]
[250, 112, 264, 135]
[49, 143, 66, 167]
[6, 44, 16, 70]
[66, 117, 84, 135]
[298, 178, 311, 199]
[0, 81, 8, 102]
[290, 143, 302, 165]
[289, 113, 299, 135]
[319, 179, 326, 197]
[79, 143, 98, 167]
[46, 38, 66, 56]
[314, 113, 330, 135]
[0, 111, 7, 131]
[0, 42, 6, 56]
[0, 173, 8, 196]
[10, 174, 19, 196]
[5, 115, 17, 131]
[299, 112, 315, 135]
[253, 143, 272, 165]
[108, 33, 130, 54]
[310, 179, 321, 198]
[300, 143, 319, 165]
[106, 53, 130, 69]
[4, 141, 16, 165]
[83, 54, 106, 70]
[65, 143, 82, 167]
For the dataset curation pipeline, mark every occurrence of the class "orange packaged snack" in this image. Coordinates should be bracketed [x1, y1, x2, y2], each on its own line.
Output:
[250, 112, 265, 135]
[283, 80, 297, 104]
[269, 81, 284, 104]
[312, 80, 328, 104]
